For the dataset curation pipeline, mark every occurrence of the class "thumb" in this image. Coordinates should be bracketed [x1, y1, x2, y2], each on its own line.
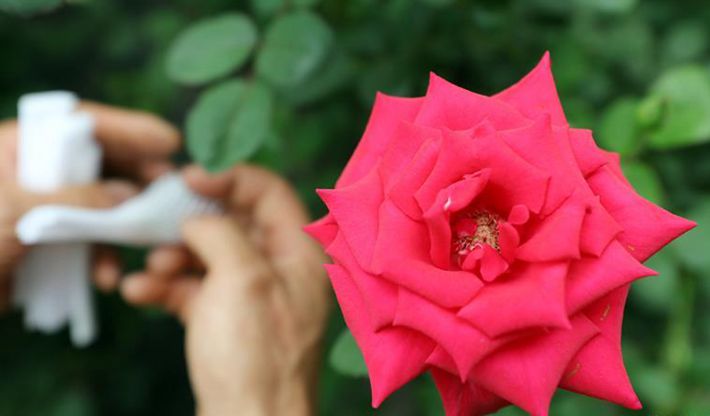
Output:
[181, 215, 270, 279]
[17, 180, 138, 215]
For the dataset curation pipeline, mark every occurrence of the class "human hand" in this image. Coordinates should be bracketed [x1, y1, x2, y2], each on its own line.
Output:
[0, 101, 179, 310]
[120, 165, 331, 416]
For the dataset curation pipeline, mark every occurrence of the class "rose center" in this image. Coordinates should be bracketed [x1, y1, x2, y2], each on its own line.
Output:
[452, 211, 500, 255]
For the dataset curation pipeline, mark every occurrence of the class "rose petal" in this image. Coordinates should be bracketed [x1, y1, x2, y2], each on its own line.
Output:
[318, 167, 383, 270]
[416, 73, 527, 131]
[579, 197, 622, 256]
[416, 129, 550, 215]
[568, 128, 608, 177]
[337, 93, 423, 187]
[474, 315, 600, 416]
[458, 262, 570, 337]
[303, 213, 338, 247]
[516, 197, 586, 262]
[500, 115, 581, 214]
[561, 286, 642, 410]
[327, 232, 397, 329]
[423, 170, 491, 268]
[387, 138, 441, 219]
[587, 166, 696, 262]
[494, 51, 568, 126]
[380, 121, 442, 189]
[372, 200, 483, 308]
[566, 241, 657, 314]
[394, 288, 503, 379]
[431, 368, 509, 416]
[325, 264, 435, 407]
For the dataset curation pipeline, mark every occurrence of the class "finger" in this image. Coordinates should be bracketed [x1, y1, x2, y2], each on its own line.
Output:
[121, 272, 200, 322]
[181, 215, 271, 278]
[183, 164, 234, 199]
[146, 245, 192, 277]
[0, 121, 17, 180]
[16, 180, 138, 215]
[93, 247, 121, 293]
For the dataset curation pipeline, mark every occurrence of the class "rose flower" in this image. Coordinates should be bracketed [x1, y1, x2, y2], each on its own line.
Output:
[305, 52, 696, 416]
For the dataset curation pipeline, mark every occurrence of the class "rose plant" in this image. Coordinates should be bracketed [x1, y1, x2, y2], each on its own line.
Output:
[306, 53, 696, 416]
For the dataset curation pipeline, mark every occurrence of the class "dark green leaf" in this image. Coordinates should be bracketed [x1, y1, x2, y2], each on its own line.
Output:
[293, 0, 320, 7]
[166, 13, 257, 86]
[632, 248, 678, 311]
[329, 329, 368, 377]
[672, 198, 710, 272]
[649, 66, 710, 149]
[186, 79, 273, 172]
[0, 0, 61, 15]
[256, 11, 334, 87]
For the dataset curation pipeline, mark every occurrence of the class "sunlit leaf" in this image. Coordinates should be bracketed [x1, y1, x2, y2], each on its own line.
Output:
[597, 98, 640, 155]
[649, 66, 710, 149]
[166, 13, 257, 86]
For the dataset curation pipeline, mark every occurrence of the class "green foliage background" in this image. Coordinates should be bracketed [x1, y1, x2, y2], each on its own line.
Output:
[1, 0, 709, 414]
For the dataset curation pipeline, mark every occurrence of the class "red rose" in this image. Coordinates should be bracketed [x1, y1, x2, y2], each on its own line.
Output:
[306, 52, 695, 416]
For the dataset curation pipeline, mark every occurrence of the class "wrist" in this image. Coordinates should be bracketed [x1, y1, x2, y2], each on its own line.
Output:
[196, 375, 314, 416]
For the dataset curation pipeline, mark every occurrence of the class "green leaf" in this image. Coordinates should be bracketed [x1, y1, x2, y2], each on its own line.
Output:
[250, 0, 284, 17]
[649, 66, 710, 149]
[166, 13, 257, 86]
[636, 94, 663, 129]
[597, 98, 640, 155]
[281, 49, 355, 106]
[672, 198, 709, 272]
[418, 0, 456, 6]
[632, 248, 678, 311]
[0, 0, 61, 15]
[293, 0, 320, 7]
[186, 79, 273, 172]
[621, 161, 664, 204]
[256, 11, 334, 87]
[329, 329, 368, 377]
[661, 21, 707, 65]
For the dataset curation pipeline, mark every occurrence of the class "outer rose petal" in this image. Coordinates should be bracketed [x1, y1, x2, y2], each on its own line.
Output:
[337, 93, 423, 187]
[432, 369, 509, 416]
[318, 167, 383, 270]
[394, 288, 503, 379]
[325, 264, 435, 407]
[458, 262, 570, 337]
[566, 240, 657, 314]
[303, 214, 338, 247]
[415, 73, 527, 131]
[494, 51, 568, 126]
[587, 166, 696, 262]
[326, 232, 397, 329]
[474, 315, 600, 416]
[561, 286, 642, 410]
[568, 128, 609, 177]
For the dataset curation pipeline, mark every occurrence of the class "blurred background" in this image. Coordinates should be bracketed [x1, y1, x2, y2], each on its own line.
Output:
[0, 0, 709, 415]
